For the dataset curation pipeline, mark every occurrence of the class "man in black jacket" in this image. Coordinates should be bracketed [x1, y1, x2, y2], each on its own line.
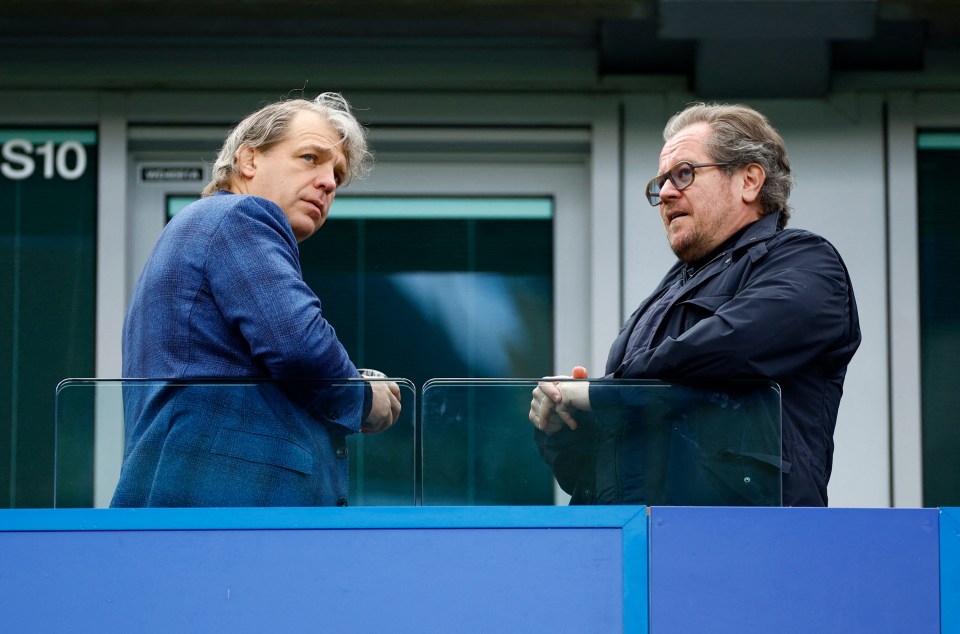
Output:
[529, 103, 861, 507]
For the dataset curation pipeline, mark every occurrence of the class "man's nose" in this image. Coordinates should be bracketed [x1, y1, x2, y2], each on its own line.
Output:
[313, 166, 337, 192]
[659, 176, 681, 201]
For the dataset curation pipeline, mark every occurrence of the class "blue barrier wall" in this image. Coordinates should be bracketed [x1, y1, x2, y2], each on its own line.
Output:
[0, 507, 646, 633]
[943, 507, 959, 633]
[0, 507, 954, 633]
[650, 507, 940, 633]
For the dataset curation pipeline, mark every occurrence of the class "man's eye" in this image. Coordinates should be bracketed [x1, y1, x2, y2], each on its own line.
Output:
[675, 167, 692, 179]
[302, 154, 318, 164]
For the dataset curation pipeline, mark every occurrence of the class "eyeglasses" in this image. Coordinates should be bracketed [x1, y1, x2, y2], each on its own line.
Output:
[645, 161, 731, 206]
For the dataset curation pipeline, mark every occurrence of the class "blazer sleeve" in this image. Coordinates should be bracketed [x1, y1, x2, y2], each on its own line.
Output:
[205, 196, 363, 431]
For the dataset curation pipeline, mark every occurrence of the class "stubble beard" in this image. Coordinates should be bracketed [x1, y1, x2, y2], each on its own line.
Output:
[667, 224, 708, 264]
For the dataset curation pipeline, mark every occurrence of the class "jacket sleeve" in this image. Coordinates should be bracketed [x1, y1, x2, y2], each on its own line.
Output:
[205, 196, 363, 432]
[534, 410, 602, 499]
[615, 231, 859, 381]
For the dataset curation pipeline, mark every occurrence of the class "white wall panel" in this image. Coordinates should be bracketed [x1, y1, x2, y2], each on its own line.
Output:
[751, 96, 890, 507]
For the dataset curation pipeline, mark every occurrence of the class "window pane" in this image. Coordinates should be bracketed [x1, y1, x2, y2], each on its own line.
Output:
[307, 196, 554, 385]
[307, 196, 555, 505]
[0, 129, 97, 508]
[917, 132, 960, 506]
[166, 195, 198, 220]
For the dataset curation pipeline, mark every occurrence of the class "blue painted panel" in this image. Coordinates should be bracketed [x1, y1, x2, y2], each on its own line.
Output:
[622, 506, 650, 634]
[0, 507, 647, 634]
[649, 507, 940, 634]
[0, 505, 645, 531]
[943, 507, 960, 633]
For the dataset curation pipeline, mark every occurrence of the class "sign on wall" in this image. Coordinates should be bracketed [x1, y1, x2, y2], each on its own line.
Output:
[1, 131, 93, 181]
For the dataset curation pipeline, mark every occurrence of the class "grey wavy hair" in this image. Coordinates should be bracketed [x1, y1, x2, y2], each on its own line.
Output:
[664, 103, 794, 228]
[202, 92, 372, 197]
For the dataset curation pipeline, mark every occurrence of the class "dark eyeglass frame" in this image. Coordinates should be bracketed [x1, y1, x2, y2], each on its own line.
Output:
[645, 161, 731, 206]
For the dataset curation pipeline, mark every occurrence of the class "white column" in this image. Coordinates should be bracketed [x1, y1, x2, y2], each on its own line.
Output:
[886, 91, 924, 507]
[94, 93, 128, 507]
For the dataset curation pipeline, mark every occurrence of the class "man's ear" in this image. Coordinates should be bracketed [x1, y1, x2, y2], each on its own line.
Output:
[741, 163, 766, 204]
[236, 144, 257, 179]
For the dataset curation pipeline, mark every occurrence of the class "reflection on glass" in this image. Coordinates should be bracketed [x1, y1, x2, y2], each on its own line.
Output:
[421, 379, 782, 507]
[54, 378, 416, 508]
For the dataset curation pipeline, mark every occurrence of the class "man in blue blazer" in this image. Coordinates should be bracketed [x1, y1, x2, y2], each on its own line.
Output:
[529, 103, 860, 507]
[112, 93, 401, 507]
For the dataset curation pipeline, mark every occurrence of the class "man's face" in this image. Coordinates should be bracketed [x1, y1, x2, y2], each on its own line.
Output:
[656, 122, 754, 263]
[237, 109, 347, 243]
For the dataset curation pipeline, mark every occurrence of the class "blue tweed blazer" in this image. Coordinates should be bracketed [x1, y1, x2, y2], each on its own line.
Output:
[112, 191, 365, 507]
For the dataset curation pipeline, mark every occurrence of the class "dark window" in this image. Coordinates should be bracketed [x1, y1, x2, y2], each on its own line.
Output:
[0, 129, 97, 508]
[917, 132, 960, 507]
[309, 196, 555, 504]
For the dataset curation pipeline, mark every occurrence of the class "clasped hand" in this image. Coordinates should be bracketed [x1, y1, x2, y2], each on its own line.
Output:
[362, 380, 402, 434]
[528, 367, 592, 435]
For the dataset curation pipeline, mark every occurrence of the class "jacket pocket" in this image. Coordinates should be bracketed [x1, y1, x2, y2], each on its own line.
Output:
[211, 426, 314, 475]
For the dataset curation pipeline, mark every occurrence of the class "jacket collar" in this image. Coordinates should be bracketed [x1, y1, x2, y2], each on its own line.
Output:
[675, 210, 783, 290]
[731, 210, 781, 254]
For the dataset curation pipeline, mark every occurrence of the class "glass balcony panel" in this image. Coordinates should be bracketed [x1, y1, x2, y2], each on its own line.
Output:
[421, 378, 782, 506]
[54, 378, 416, 507]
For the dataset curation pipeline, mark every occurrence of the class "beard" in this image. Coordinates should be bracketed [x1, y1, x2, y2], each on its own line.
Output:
[666, 221, 713, 263]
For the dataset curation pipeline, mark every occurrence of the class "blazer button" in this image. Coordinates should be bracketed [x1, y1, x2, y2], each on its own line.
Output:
[336, 446, 348, 459]
[337, 497, 348, 507]
[324, 406, 339, 419]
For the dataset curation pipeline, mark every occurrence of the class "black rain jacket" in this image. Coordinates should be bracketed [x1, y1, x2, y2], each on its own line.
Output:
[537, 211, 861, 507]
